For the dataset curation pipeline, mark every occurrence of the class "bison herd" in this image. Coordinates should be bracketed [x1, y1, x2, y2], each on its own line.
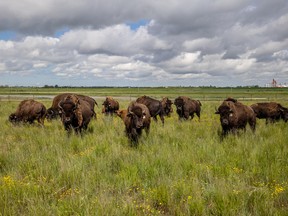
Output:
[8, 93, 288, 145]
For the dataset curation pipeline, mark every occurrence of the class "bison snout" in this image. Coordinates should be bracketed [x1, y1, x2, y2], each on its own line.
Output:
[64, 117, 72, 123]
[136, 121, 143, 129]
[221, 119, 229, 125]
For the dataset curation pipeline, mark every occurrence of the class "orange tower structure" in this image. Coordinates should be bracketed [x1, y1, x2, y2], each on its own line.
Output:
[272, 78, 277, 87]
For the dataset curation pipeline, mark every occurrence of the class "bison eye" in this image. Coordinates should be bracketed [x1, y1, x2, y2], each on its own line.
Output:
[143, 115, 146, 119]
[229, 113, 233, 117]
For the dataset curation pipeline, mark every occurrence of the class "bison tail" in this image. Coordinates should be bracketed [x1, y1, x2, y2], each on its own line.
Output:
[93, 99, 99, 108]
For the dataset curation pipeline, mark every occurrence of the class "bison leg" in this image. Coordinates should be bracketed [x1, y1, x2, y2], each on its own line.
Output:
[189, 112, 194, 120]
[136, 128, 142, 136]
[129, 129, 139, 146]
[196, 112, 201, 121]
[153, 116, 158, 122]
[183, 111, 190, 120]
[160, 115, 165, 126]
[27, 117, 34, 124]
[74, 126, 82, 134]
[220, 129, 229, 140]
[266, 117, 275, 124]
[231, 127, 239, 135]
[248, 119, 256, 133]
[37, 116, 45, 126]
[144, 125, 150, 136]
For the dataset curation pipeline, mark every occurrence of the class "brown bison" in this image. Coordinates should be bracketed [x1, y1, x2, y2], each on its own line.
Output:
[58, 94, 94, 134]
[174, 96, 201, 121]
[124, 102, 151, 145]
[215, 98, 256, 138]
[136, 95, 165, 125]
[46, 93, 97, 120]
[9, 99, 46, 125]
[161, 97, 173, 117]
[250, 102, 288, 124]
[102, 96, 119, 115]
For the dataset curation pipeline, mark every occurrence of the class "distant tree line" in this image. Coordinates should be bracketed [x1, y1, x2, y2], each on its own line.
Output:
[0, 85, 262, 88]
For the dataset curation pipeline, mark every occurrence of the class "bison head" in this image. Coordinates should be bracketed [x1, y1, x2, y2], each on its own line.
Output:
[46, 108, 58, 120]
[174, 98, 184, 116]
[58, 98, 79, 125]
[280, 107, 288, 122]
[162, 97, 173, 117]
[127, 106, 147, 129]
[9, 113, 18, 123]
[215, 102, 235, 126]
[102, 100, 112, 112]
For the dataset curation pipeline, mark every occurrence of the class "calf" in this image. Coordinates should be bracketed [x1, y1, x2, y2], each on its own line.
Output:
[215, 98, 256, 139]
[9, 99, 46, 126]
[251, 102, 288, 124]
[124, 102, 151, 145]
[116, 109, 128, 121]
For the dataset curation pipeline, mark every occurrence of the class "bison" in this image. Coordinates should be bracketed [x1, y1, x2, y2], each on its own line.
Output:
[250, 102, 288, 124]
[102, 96, 119, 116]
[161, 97, 173, 117]
[174, 96, 201, 121]
[46, 93, 97, 120]
[124, 102, 151, 145]
[215, 98, 256, 139]
[9, 99, 46, 126]
[136, 95, 165, 125]
[58, 94, 94, 134]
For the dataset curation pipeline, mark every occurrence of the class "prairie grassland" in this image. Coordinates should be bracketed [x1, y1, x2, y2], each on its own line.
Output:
[0, 97, 288, 215]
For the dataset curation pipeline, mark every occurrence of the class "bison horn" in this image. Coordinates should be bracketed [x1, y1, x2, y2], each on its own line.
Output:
[58, 101, 63, 109]
[127, 111, 134, 117]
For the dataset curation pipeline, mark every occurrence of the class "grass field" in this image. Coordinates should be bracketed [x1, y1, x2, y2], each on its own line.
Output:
[0, 87, 288, 215]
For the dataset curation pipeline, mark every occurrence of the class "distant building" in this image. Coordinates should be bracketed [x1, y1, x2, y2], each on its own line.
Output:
[265, 79, 288, 87]
[272, 78, 277, 87]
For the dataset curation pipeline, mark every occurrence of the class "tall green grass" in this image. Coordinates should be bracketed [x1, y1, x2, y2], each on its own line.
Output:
[0, 99, 288, 215]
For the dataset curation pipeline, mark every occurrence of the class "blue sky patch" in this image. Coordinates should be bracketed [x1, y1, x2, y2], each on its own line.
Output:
[0, 31, 18, 41]
[127, 19, 150, 30]
[54, 27, 70, 38]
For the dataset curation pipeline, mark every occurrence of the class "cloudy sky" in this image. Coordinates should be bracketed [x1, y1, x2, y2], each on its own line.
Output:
[0, 0, 287, 87]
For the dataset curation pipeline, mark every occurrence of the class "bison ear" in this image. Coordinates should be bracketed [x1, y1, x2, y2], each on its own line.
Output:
[73, 99, 80, 111]
[73, 104, 78, 111]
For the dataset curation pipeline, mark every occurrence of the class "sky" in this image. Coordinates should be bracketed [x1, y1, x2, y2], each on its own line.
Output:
[0, 0, 288, 87]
